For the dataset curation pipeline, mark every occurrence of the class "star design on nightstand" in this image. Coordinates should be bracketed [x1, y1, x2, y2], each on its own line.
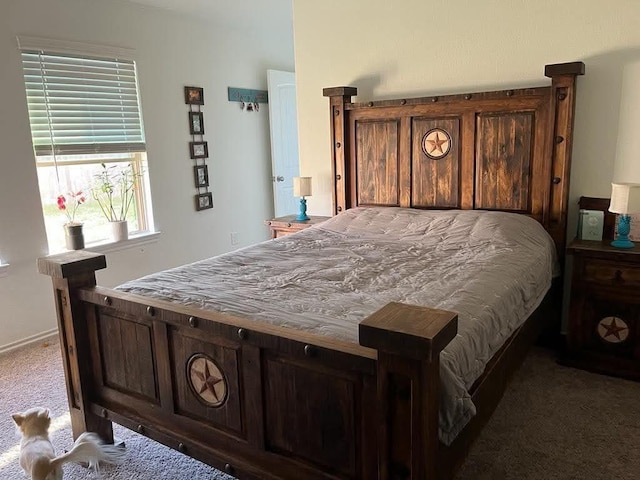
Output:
[422, 129, 451, 159]
[597, 316, 629, 344]
[188, 355, 227, 407]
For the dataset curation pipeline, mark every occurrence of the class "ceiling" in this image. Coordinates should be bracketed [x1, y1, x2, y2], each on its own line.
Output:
[126, 0, 293, 32]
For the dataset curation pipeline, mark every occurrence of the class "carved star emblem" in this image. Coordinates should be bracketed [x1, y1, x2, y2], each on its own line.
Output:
[422, 129, 451, 159]
[426, 132, 447, 154]
[188, 355, 227, 406]
[597, 316, 629, 343]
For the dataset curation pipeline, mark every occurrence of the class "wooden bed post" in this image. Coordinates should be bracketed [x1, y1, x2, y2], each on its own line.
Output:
[360, 302, 458, 480]
[37, 251, 113, 442]
[544, 61, 585, 255]
[323, 86, 357, 215]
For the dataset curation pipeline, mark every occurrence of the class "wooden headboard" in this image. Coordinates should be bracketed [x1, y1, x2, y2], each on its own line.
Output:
[324, 62, 585, 254]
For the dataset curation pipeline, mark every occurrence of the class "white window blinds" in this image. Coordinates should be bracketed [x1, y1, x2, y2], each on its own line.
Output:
[21, 51, 145, 156]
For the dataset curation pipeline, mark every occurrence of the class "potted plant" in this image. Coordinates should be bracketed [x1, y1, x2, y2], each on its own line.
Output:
[92, 163, 139, 242]
[57, 191, 86, 250]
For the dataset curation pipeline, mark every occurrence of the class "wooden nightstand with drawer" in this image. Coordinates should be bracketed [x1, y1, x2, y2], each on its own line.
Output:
[265, 215, 330, 239]
[563, 239, 640, 380]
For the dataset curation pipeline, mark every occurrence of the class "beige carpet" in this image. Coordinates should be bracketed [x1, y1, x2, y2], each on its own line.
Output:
[1, 337, 639, 479]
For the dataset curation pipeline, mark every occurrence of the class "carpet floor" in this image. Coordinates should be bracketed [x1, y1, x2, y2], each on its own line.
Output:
[1, 337, 639, 479]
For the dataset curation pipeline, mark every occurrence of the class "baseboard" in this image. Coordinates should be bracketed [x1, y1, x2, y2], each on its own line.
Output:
[0, 328, 58, 355]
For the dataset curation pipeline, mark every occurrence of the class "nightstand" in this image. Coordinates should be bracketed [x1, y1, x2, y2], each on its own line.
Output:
[264, 215, 330, 239]
[563, 239, 640, 380]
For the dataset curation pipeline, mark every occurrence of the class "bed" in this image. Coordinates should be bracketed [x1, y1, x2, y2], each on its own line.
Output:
[38, 61, 584, 480]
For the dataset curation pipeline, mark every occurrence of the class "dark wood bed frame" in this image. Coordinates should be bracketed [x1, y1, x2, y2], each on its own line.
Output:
[38, 62, 584, 480]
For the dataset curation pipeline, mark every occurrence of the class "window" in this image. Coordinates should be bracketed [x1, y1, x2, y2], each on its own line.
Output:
[21, 49, 154, 252]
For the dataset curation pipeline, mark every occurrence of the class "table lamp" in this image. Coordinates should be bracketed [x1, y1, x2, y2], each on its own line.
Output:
[293, 176, 312, 221]
[609, 183, 640, 248]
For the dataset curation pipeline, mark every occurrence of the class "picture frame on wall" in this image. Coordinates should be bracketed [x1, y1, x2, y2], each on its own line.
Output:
[189, 141, 208, 159]
[196, 192, 213, 211]
[194, 165, 209, 188]
[184, 86, 204, 105]
[189, 111, 205, 135]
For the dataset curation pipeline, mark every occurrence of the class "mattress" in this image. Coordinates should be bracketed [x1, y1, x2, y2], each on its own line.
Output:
[118, 207, 557, 444]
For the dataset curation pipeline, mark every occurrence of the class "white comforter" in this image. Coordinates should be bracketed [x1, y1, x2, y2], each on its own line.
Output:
[118, 207, 556, 444]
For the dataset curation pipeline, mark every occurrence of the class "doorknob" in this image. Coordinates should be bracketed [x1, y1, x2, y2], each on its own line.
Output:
[275, 176, 285, 182]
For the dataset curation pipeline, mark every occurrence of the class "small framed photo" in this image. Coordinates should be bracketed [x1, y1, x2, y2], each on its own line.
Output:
[194, 165, 209, 188]
[189, 141, 208, 159]
[196, 192, 213, 211]
[184, 86, 204, 105]
[189, 111, 204, 135]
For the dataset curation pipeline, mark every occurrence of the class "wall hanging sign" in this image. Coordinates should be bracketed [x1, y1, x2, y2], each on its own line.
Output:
[228, 87, 268, 112]
[184, 85, 212, 211]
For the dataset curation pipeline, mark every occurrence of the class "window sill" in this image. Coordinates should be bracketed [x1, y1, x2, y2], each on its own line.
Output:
[0, 264, 9, 278]
[85, 231, 161, 254]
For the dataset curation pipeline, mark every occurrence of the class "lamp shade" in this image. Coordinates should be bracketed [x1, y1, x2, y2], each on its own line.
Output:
[609, 183, 640, 214]
[293, 177, 312, 197]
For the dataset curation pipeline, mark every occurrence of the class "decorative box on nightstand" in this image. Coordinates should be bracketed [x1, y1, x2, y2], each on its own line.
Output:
[264, 215, 330, 239]
[563, 239, 640, 380]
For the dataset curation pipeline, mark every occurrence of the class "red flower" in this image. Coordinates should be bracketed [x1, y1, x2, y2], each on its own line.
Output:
[57, 190, 86, 223]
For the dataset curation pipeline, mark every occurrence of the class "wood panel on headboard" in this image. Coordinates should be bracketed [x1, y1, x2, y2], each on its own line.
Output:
[324, 62, 585, 255]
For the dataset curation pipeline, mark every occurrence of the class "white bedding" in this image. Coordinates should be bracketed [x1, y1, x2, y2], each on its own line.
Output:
[118, 207, 557, 444]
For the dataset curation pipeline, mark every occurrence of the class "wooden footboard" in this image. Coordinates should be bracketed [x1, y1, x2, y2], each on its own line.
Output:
[38, 251, 457, 480]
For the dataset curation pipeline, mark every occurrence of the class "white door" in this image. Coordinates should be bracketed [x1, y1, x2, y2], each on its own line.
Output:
[267, 70, 300, 217]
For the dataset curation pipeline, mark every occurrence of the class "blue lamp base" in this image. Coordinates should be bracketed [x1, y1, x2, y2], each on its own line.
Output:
[612, 214, 635, 249]
[612, 238, 635, 249]
[296, 197, 309, 221]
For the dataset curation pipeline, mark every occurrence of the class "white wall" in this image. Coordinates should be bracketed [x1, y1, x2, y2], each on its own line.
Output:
[0, 0, 294, 349]
[292, 0, 640, 232]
